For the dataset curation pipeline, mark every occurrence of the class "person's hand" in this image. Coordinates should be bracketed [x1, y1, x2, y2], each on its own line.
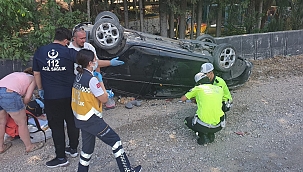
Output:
[38, 89, 44, 99]
[110, 57, 124, 66]
[93, 71, 103, 82]
[106, 90, 114, 98]
[222, 101, 231, 112]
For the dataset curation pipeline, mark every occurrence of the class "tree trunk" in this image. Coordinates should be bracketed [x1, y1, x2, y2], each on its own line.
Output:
[133, 0, 137, 15]
[159, 0, 168, 37]
[246, 0, 256, 33]
[190, 2, 194, 39]
[124, 0, 129, 28]
[139, 0, 144, 32]
[179, 0, 187, 39]
[169, 7, 175, 38]
[256, 0, 263, 30]
[87, 0, 91, 22]
[216, 2, 222, 37]
[196, 0, 203, 37]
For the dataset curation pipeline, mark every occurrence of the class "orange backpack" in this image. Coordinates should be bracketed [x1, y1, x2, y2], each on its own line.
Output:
[5, 115, 18, 137]
[5, 110, 46, 142]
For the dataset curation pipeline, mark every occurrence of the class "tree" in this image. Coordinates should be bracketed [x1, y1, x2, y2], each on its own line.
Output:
[87, 0, 91, 22]
[0, 0, 34, 60]
[178, 0, 187, 39]
[124, 0, 129, 28]
[139, 0, 144, 32]
[256, 0, 263, 30]
[216, 0, 223, 36]
[290, 0, 303, 30]
[0, 0, 85, 60]
[196, 0, 203, 37]
[167, 0, 179, 38]
[159, 0, 168, 36]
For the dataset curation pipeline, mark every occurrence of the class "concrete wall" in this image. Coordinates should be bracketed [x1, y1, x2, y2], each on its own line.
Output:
[215, 29, 303, 60]
[128, 17, 160, 35]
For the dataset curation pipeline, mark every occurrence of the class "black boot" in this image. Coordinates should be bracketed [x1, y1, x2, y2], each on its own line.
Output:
[116, 152, 132, 172]
[207, 133, 215, 143]
[116, 152, 142, 172]
[197, 133, 210, 145]
[132, 165, 142, 172]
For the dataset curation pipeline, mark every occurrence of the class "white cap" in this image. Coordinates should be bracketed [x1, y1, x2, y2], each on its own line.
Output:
[201, 63, 214, 73]
[194, 72, 207, 83]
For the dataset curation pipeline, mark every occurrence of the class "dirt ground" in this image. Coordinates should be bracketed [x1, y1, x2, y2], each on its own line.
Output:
[1, 55, 303, 172]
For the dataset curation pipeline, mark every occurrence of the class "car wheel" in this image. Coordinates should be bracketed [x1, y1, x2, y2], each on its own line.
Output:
[196, 34, 216, 44]
[92, 18, 124, 50]
[95, 11, 119, 23]
[106, 38, 126, 55]
[213, 43, 237, 72]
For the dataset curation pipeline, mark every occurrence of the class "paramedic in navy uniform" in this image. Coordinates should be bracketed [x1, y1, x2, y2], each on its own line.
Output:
[33, 27, 126, 168]
[33, 27, 82, 168]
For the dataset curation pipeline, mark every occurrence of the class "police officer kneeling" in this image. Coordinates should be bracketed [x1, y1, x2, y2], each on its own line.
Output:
[181, 72, 226, 145]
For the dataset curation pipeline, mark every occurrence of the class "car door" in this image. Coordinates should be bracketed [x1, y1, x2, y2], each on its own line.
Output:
[102, 46, 160, 96]
[149, 50, 209, 98]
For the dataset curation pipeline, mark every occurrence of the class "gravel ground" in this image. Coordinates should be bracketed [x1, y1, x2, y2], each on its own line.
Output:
[1, 55, 303, 172]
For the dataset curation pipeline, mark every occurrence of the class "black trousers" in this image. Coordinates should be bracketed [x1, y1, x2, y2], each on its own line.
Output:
[44, 97, 79, 158]
[184, 116, 223, 134]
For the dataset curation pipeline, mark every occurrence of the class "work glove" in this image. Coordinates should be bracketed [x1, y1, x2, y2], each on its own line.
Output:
[35, 99, 45, 109]
[38, 89, 44, 99]
[222, 101, 232, 112]
[106, 89, 114, 98]
[93, 71, 103, 82]
[110, 57, 124, 66]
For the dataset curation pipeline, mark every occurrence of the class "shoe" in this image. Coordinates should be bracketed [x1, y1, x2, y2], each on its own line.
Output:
[65, 147, 78, 157]
[46, 157, 69, 168]
[25, 142, 44, 154]
[0, 142, 12, 154]
[197, 134, 210, 145]
[132, 165, 142, 172]
[207, 133, 215, 143]
[125, 102, 133, 109]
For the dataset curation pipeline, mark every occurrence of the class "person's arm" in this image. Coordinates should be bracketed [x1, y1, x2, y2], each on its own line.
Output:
[23, 79, 36, 104]
[223, 84, 232, 102]
[33, 71, 42, 90]
[97, 57, 124, 68]
[180, 95, 188, 102]
[180, 87, 196, 102]
[34, 71, 44, 99]
[97, 59, 111, 68]
[90, 77, 108, 103]
[96, 82, 108, 103]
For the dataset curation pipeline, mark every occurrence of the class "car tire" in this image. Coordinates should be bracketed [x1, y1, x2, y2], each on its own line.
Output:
[92, 18, 124, 50]
[106, 38, 126, 55]
[213, 43, 237, 72]
[95, 11, 119, 23]
[196, 34, 216, 44]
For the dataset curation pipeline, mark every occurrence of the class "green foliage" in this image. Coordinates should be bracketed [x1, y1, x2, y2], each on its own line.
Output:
[0, 34, 32, 61]
[0, 0, 34, 37]
[289, 0, 303, 30]
[0, 0, 85, 61]
[0, 0, 35, 60]
[1, 0, 303, 60]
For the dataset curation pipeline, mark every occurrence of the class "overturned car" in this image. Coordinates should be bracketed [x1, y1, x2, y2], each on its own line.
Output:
[81, 11, 252, 98]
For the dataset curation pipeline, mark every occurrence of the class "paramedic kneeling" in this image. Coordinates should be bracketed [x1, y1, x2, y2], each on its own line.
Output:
[181, 72, 225, 145]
